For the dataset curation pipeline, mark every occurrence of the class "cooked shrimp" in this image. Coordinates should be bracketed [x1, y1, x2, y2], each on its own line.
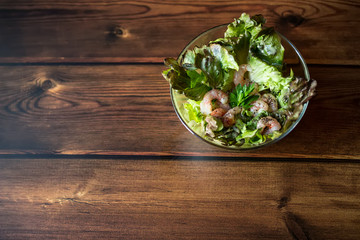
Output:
[210, 108, 228, 118]
[205, 116, 217, 137]
[261, 93, 278, 112]
[222, 106, 242, 127]
[200, 89, 230, 115]
[233, 64, 250, 87]
[257, 116, 281, 135]
[249, 99, 269, 115]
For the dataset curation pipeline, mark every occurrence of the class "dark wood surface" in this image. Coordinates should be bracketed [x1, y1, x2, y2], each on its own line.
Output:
[0, 1, 359, 239]
[1, 157, 360, 240]
[0, 65, 359, 159]
[0, 0, 359, 65]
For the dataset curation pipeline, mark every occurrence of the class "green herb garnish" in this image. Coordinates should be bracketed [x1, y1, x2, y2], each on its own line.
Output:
[229, 83, 259, 109]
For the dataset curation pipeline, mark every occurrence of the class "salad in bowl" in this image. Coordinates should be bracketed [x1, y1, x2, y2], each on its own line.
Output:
[162, 13, 317, 149]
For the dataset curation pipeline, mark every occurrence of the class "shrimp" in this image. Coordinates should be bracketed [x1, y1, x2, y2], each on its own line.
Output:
[200, 89, 230, 115]
[249, 99, 269, 115]
[261, 93, 278, 112]
[210, 108, 228, 118]
[233, 64, 250, 87]
[222, 106, 242, 127]
[257, 116, 281, 135]
[205, 116, 217, 137]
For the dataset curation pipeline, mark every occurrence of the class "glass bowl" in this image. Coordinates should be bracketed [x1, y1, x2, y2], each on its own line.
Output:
[170, 24, 310, 150]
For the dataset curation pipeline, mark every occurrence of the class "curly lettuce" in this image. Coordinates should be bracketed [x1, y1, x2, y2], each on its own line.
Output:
[225, 13, 264, 40]
[182, 44, 239, 91]
[162, 58, 211, 100]
[248, 55, 293, 93]
[183, 99, 203, 123]
[251, 27, 285, 71]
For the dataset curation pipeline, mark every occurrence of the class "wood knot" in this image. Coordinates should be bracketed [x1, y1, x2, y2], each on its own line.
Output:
[109, 25, 123, 36]
[279, 11, 305, 28]
[113, 26, 123, 35]
[39, 79, 56, 91]
[278, 196, 289, 209]
[40, 79, 56, 90]
[109, 25, 128, 37]
[106, 25, 130, 43]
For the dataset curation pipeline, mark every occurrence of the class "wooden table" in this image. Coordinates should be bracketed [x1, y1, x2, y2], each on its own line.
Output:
[0, 1, 359, 239]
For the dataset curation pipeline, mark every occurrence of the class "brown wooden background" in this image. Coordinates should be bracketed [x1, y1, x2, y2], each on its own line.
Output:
[0, 1, 360, 239]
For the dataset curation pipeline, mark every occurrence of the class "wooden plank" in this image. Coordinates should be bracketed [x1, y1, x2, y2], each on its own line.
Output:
[0, 64, 358, 159]
[0, 0, 359, 65]
[0, 157, 359, 239]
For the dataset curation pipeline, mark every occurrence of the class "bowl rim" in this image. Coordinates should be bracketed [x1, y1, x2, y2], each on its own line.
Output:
[170, 23, 310, 150]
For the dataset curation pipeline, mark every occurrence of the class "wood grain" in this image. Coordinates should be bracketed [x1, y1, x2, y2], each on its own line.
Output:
[0, 0, 359, 65]
[0, 64, 358, 159]
[0, 1, 359, 240]
[0, 157, 359, 239]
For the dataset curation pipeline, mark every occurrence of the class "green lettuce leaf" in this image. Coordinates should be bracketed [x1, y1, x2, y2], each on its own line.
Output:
[225, 13, 264, 40]
[162, 58, 211, 100]
[251, 27, 285, 70]
[182, 44, 238, 91]
[248, 55, 293, 93]
[210, 33, 251, 66]
[183, 99, 203, 123]
[209, 44, 239, 71]
[234, 119, 265, 145]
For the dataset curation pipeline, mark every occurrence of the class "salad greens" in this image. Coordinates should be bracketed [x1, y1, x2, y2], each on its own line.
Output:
[162, 13, 317, 147]
[163, 58, 211, 100]
[229, 84, 259, 109]
[251, 27, 285, 70]
[248, 55, 293, 93]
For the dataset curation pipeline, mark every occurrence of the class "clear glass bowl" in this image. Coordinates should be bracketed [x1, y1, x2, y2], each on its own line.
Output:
[170, 24, 310, 150]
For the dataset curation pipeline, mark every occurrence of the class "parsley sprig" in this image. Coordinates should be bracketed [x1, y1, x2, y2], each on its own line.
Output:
[229, 83, 259, 109]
